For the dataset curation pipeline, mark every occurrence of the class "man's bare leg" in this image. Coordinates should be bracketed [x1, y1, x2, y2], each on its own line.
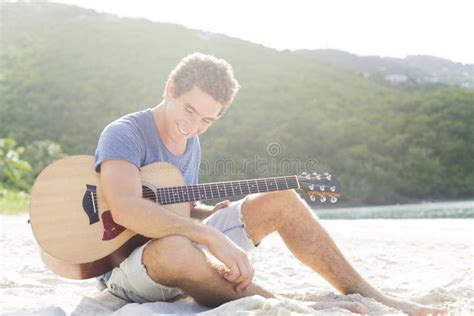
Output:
[241, 190, 447, 316]
[143, 235, 274, 307]
[143, 235, 364, 313]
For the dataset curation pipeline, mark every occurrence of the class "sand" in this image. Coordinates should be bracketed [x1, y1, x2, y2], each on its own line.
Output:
[1, 215, 472, 315]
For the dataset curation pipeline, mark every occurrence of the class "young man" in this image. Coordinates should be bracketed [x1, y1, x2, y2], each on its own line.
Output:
[95, 53, 446, 315]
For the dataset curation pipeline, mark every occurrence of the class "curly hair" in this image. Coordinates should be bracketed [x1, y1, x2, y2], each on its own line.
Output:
[167, 53, 240, 116]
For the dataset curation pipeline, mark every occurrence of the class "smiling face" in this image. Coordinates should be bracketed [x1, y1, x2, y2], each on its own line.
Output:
[162, 80, 223, 144]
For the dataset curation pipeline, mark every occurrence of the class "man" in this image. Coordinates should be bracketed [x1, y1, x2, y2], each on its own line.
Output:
[95, 53, 446, 315]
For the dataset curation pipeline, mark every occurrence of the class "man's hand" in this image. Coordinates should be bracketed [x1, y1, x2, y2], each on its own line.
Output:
[191, 200, 230, 220]
[204, 227, 254, 293]
[210, 200, 230, 212]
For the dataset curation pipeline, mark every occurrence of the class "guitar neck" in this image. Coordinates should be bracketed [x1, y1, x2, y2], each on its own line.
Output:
[154, 175, 300, 205]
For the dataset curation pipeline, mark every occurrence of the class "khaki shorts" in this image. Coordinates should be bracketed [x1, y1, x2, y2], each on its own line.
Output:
[97, 197, 257, 303]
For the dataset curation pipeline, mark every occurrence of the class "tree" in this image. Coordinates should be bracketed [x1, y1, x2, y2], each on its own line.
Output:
[0, 138, 32, 191]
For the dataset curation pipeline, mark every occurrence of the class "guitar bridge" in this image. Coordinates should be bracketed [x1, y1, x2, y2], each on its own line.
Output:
[82, 184, 100, 225]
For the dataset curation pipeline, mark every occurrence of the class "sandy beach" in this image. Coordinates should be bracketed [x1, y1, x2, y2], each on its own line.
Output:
[1, 214, 472, 315]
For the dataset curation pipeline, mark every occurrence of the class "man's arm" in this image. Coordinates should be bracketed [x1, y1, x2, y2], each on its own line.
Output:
[100, 160, 212, 243]
[100, 160, 253, 291]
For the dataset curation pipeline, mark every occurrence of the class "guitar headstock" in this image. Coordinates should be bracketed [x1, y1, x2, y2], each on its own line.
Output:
[297, 172, 341, 203]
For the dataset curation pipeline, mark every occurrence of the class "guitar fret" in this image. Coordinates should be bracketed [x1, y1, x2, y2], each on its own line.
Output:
[168, 187, 173, 203]
[158, 188, 164, 204]
[156, 188, 162, 204]
[268, 178, 277, 191]
[163, 187, 169, 204]
[185, 186, 191, 202]
[204, 183, 210, 199]
[191, 185, 195, 201]
[160, 188, 165, 204]
[211, 183, 218, 199]
[198, 185, 206, 200]
[247, 180, 257, 193]
[191, 185, 197, 202]
[223, 182, 231, 197]
[161, 188, 167, 204]
[172, 186, 177, 203]
[276, 178, 285, 191]
[181, 186, 188, 203]
[238, 181, 243, 195]
[217, 183, 225, 198]
[257, 179, 267, 193]
[288, 176, 298, 189]
[263, 179, 270, 192]
[171, 187, 177, 203]
[166, 187, 172, 204]
[176, 186, 182, 203]
[232, 181, 242, 195]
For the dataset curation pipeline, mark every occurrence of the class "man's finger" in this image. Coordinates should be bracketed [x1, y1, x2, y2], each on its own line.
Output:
[215, 200, 230, 210]
[235, 259, 253, 292]
[233, 260, 248, 284]
[224, 264, 240, 282]
[219, 200, 230, 207]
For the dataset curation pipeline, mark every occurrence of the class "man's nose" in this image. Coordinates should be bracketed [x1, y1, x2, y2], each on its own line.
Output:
[184, 116, 200, 134]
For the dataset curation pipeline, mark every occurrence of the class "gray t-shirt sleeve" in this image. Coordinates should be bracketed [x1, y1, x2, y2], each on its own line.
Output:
[94, 121, 145, 173]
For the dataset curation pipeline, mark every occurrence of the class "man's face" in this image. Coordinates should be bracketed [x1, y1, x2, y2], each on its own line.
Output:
[165, 84, 222, 143]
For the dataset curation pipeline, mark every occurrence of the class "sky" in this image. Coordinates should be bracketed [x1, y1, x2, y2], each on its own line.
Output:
[57, 0, 474, 64]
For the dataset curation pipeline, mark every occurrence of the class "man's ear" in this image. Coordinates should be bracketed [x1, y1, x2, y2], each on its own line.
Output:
[164, 79, 175, 99]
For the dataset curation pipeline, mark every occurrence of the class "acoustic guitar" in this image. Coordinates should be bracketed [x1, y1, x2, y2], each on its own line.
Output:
[29, 155, 341, 280]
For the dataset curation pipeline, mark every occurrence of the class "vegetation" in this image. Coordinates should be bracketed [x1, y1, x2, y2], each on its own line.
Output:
[1, 3, 473, 210]
[0, 185, 29, 214]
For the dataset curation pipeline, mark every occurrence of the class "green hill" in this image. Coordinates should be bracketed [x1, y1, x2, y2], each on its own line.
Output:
[296, 49, 474, 88]
[1, 2, 473, 205]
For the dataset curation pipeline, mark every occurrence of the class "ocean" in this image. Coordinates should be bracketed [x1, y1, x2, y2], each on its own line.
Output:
[315, 200, 474, 219]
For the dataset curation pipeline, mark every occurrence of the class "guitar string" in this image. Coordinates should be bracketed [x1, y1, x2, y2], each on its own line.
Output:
[91, 183, 337, 205]
[92, 180, 302, 202]
[91, 176, 300, 199]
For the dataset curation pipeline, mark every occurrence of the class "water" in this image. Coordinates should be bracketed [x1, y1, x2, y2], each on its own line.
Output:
[314, 200, 474, 219]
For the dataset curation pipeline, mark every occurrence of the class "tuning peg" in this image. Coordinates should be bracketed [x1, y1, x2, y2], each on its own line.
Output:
[316, 174, 322, 180]
[309, 184, 314, 190]
[320, 195, 327, 203]
[310, 195, 316, 202]
[319, 185, 325, 191]
[301, 172, 311, 180]
[327, 174, 332, 181]
[330, 196, 338, 203]
[330, 186, 336, 192]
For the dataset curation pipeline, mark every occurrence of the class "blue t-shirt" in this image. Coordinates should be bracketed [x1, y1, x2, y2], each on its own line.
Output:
[94, 108, 200, 185]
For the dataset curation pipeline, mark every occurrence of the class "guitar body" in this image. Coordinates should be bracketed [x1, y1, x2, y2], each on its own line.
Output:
[30, 155, 341, 280]
[29, 155, 190, 280]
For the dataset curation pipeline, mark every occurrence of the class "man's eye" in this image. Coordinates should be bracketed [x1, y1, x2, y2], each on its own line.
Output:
[185, 107, 193, 113]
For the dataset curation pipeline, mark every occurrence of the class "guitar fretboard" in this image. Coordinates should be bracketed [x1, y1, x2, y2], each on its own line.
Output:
[155, 176, 299, 205]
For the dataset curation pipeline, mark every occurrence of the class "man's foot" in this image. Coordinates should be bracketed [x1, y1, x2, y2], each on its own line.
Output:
[383, 296, 448, 316]
[310, 301, 367, 314]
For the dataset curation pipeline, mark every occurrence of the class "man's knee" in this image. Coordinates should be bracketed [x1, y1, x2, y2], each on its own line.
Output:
[255, 189, 304, 211]
[142, 235, 208, 286]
